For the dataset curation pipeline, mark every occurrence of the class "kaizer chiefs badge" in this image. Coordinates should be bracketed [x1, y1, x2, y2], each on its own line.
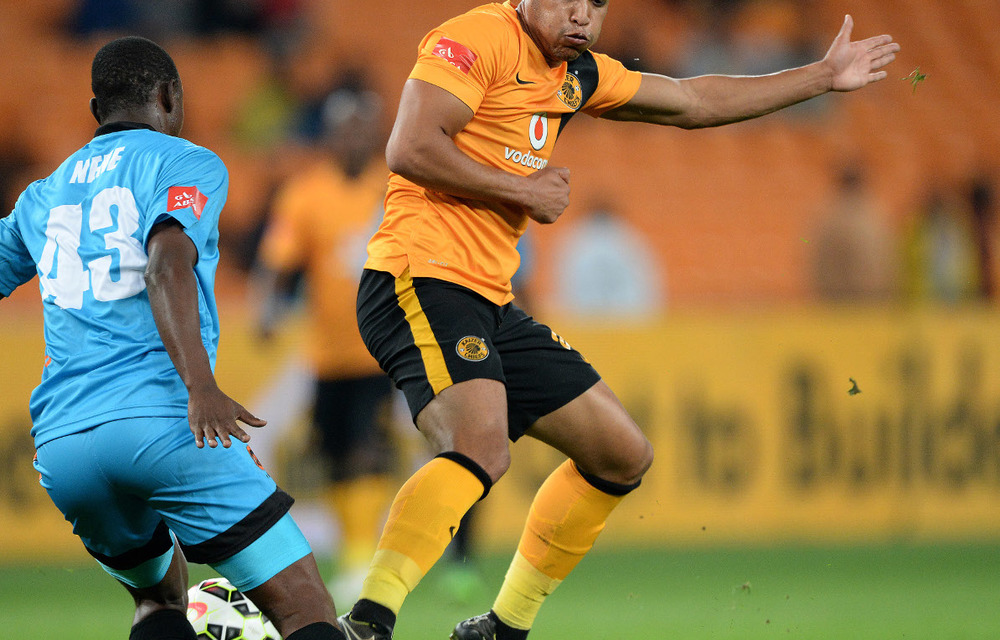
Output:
[456, 336, 490, 361]
[558, 72, 583, 110]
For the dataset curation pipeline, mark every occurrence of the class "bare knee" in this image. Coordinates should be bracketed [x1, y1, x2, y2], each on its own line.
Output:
[591, 429, 653, 486]
[430, 423, 511, 482]
[417, 379, 512, 482]
[627, 435, 654, 483]
[245, 555, 337, 637]
[528, 380, 653, 486]
[125, 539, 190, 625]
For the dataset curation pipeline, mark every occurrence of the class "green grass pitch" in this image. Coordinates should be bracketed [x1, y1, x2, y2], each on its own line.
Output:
[2, 543, 998, 639]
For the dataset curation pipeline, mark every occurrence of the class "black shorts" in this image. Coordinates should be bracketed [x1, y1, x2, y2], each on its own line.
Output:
[313, 374, 395, 480]
[356, 268, 601, 440]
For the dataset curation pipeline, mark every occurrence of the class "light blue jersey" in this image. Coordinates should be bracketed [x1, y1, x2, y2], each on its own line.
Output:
[0, 122, 227, 447]
[6, 121, 310, 590]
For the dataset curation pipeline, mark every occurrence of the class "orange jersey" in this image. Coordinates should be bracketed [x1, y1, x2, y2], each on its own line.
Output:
[365, 1, 642, 305]
[260, 159, 387, 378]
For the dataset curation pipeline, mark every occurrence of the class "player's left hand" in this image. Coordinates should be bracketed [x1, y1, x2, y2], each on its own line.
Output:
[187, 383, 267, 448]
[823, 15, 900, 91]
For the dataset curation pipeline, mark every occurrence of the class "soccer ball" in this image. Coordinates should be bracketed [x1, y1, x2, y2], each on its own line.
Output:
[187, 577, 281, 640]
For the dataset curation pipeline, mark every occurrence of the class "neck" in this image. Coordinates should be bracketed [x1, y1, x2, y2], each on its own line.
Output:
[515, 2, 557, 67]
[102, 106, 163, 133]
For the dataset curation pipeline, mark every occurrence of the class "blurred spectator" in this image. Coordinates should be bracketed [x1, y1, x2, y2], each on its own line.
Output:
[230, 47, 304, 150]
[729, 0, 814, 75]
[810, 164, 897, 302]
[71, 0, 197, 39]
[70, 0, 140, 35]
[231, 37, 353, 151]
[253, 79, 398, 603]
[674, 0, 826, 118]
[969, 174, 997, 299]
[70, 0, 304, 40]
[0, 139, 36, 216]
[902, 185, 981, 304]
[674, 3, 739, 77]
[550, 202, 665, 317]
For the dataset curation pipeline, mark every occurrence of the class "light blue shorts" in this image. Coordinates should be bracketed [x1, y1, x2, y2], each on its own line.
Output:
[35, 416, 311, 590]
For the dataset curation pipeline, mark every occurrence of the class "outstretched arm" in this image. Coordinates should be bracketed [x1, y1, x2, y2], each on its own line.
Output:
[604, 15, 899, 129]
[145, 219, 266, 448]
[387, 78, 571, 224]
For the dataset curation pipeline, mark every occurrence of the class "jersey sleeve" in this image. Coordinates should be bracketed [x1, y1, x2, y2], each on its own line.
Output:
[0, 207, 38, 297]
[581, 52, 643, 117]
[407, 11, 512, 113]
[146, 145, 228, 255]
[258, 178, 309, 272]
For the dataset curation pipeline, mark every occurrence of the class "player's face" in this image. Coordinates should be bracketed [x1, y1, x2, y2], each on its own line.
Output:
[519, 0, 609, 66]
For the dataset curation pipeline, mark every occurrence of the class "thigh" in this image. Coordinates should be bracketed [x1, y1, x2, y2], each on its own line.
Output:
[35, 427, 170, 564]
[210, 513, 313, 592]
[357, 268, 506, 423]
[495, 305, 602, 440]
[37, 417, 301, 579]
[526, 380, 653, 485]
[127, 417, 294, 565]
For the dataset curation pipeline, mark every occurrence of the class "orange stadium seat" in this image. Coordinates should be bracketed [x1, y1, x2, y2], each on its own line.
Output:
[2, 0, 997, 306]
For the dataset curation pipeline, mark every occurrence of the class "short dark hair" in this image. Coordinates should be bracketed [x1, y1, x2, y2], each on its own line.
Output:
[91, 36, 179, 115]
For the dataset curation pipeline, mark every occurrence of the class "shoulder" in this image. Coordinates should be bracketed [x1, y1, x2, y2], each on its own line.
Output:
[429, 2, 519, 52]
[163, 134, 223, 164]
[441, 2, 517, 31]
[152, 134, 227, 177]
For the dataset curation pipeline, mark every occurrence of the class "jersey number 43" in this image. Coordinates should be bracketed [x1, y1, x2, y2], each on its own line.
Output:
[39, 186, 148, 309]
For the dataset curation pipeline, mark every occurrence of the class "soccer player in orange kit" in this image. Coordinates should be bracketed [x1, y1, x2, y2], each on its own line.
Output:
[334, 2, 899, 638]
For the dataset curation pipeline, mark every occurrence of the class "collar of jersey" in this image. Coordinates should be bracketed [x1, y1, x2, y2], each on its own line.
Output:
[94, 121, 157, 137]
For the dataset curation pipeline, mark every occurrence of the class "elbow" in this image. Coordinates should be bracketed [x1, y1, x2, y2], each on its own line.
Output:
[143, 262, 166, 292]
[384, 141, 409, 176]
[386, 129, 440, 182]
[385, 139, 422, 179]
[143, 258, 179, 293]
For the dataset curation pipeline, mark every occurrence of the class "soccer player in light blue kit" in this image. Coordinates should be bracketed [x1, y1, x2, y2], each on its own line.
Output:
[0, 37, 350, 640]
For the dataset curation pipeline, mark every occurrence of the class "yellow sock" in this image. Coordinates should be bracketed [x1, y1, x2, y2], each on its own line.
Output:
[325, 475, 395, 570]
[358, 454, 487, 613]
[493, 460, 626, 630]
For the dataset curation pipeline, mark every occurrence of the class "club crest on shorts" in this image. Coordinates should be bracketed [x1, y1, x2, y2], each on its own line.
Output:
[456, 335, 489, 361]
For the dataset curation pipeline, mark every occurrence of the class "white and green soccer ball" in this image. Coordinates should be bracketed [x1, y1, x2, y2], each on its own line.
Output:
[187, 577, 281, 640]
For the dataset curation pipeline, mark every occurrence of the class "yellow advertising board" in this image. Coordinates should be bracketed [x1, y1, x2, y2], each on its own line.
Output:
[489, 307, 1000, 547]
[3, 302, 1000, 561]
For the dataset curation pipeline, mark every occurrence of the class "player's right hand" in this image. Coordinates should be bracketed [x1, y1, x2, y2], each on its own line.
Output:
[523, 166, 571, 224]
[187, 384, 268, 449]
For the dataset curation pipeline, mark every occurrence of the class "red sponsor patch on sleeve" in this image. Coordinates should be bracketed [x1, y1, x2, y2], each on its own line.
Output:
[167, 186, 208, 219]
[432, 37, 478, 74]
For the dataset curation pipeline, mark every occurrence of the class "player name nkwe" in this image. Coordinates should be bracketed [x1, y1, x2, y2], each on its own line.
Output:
[69, 146, 125, 184]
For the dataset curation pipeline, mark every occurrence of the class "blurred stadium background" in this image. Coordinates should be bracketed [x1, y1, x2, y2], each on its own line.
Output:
[2, 0, 1000, 637]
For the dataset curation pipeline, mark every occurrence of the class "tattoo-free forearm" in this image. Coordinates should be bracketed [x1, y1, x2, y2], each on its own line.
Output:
[388, 118, 531, 206]
[608, 62, 833, 129]
[145, 231, 216, 392]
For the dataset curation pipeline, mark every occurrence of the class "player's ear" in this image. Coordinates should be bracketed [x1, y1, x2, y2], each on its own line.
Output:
[89, 97, 101, 125]
[158, 79, 185, 136]
[158, 80, 174, 114]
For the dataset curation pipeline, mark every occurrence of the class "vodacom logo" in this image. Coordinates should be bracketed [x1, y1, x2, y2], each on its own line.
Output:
[528, 113, 548, 151]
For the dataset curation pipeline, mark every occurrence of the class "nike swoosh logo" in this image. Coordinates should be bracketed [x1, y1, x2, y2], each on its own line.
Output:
[515, 72, 534, 85]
